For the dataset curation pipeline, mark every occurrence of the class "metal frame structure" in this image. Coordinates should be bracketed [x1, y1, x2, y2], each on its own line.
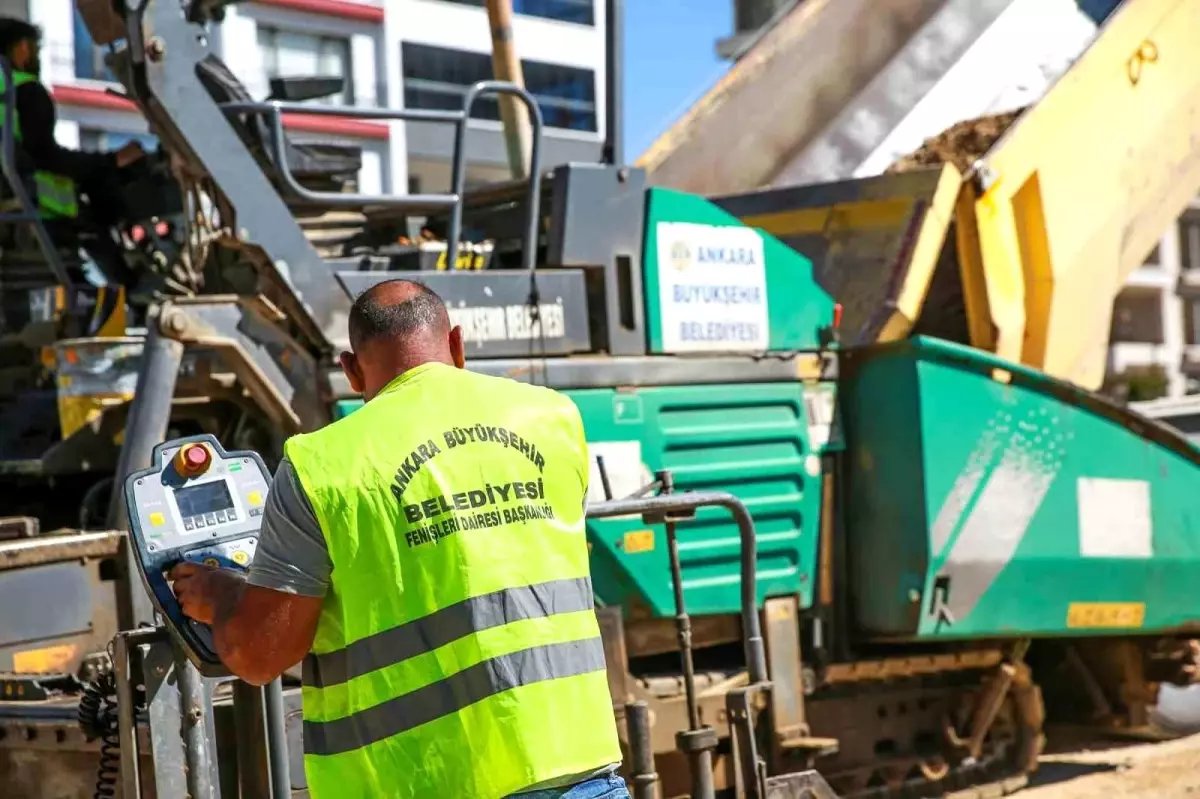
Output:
[589, 486, 835, 799]
[111, 626, 291, 799]
[106, 0, 662, 359]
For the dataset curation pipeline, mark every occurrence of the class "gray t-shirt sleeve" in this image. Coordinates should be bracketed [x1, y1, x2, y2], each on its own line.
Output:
[245, 458, 332, 597]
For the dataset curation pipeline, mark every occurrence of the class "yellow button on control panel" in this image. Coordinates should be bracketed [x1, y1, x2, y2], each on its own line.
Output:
[149, 512, 165, 527]
[231, 551, 249, 566]
[247, 491, 263, 506]
[203, 558, 220, 568]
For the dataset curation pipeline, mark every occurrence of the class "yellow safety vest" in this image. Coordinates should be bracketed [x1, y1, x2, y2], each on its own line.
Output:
[0, 70, 78, 219]
[286, 362, 621, 799]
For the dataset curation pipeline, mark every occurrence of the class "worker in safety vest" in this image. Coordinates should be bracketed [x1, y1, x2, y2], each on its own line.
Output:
[0, 19, 145, 274]
[169, 278, 628, 799]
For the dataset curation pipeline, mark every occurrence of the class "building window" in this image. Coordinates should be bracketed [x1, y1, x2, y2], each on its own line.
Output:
[1187, 301, 1200, 347]
[73, 11, 119, 82]
[402, 44, 597, 132]
[1110, 288, 1164, 345]
[78, 128, 157, 153]
[1180, 210, 1200, 272]
[437, 0, 594, 25]
[257, 27, 355, 106]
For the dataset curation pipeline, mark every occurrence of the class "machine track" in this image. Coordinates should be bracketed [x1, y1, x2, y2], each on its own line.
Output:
[805, 657, 1044, 799]
[839, 753, 1029, 799]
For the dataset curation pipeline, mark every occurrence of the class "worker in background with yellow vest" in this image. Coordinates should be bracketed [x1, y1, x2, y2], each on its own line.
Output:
[169, 278, 628, 799]
[0, 18, 145, 282]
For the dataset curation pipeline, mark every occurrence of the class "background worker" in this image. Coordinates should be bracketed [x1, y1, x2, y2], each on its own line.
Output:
[0, 18, 145, 283]
[169, 278, 628, 799]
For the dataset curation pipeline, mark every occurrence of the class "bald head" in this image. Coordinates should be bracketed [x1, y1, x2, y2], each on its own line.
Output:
[340, 279, 465, 401]
[348, 279, 450, 352]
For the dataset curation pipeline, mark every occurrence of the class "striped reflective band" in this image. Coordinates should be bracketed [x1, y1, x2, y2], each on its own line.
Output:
[303, 576, 594, 689]
[34, 172, 77, 218]
[304, 636, 607, 756]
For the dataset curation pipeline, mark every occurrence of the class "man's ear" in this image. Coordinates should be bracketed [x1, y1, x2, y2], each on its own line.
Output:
[449, 326, 466, 369]
[11, 41, 28, 69]
[338, 351, 365, 394]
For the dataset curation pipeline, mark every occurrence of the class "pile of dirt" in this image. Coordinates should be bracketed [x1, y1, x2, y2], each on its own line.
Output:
[887, 108, 1025, 174]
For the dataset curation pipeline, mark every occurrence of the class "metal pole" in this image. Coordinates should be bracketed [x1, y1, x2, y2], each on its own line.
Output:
[177, 650, 218, 799]
[657, 471, 715, 799]
[484, 0, 533, 179]
[264, 678, 292, 798]
[602, 0, 624, 166]
[671, 508, 715, 799]
[233, 681, 271, 799]
[625, 701, 658, 799]
[109, 311, 184, 630]
[113, 632, 142, 799]
[661, 475, 699, 731]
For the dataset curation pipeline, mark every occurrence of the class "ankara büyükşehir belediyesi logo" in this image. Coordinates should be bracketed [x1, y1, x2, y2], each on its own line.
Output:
[669, 239, 692, 271]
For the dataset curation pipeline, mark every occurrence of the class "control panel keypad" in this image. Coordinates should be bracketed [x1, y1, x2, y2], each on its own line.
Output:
[183, 536, 259, 571]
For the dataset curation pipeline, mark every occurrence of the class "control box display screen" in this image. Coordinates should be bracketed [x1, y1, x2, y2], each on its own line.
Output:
[175, 480, 235, 519]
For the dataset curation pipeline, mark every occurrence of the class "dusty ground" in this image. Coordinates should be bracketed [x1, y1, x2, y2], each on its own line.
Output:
[1021, 733, 1200, 798]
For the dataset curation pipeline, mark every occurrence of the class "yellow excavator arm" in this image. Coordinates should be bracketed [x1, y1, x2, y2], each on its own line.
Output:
[965, 0, 1200, 388]
[714, 0, 1200, 391]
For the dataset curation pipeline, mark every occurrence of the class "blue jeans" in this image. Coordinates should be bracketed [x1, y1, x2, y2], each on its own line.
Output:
[515, 774, 631, 799]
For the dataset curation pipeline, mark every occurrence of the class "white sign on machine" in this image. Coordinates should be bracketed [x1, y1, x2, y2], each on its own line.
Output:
[656, 222, 769, 353]
[1077, 477, 1153, 559]
[586, 441, 652, 506]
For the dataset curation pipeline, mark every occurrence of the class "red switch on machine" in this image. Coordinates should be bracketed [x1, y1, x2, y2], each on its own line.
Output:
[174, 443, 212, 478]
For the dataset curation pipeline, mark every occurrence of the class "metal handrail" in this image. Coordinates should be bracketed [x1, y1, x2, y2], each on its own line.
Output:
[219, 80, 546, 273]
[586, 490, 769, 685]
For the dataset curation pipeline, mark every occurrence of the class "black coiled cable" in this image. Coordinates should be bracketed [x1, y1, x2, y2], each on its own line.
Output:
[78, 670, 119, 799]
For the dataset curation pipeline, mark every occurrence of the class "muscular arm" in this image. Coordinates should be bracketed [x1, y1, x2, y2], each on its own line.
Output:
[170, 459, 333, 685]
[15, 82, 117, 180]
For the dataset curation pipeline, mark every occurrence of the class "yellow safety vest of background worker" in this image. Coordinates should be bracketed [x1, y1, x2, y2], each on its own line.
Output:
[0, 67, 77, 218]
[0, 18, 148, 224]
[169, 278, 626, 799]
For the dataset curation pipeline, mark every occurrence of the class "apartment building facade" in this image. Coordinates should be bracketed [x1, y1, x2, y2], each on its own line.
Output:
[28, 0, 607, 198]
[1109, 210, 1200, 399]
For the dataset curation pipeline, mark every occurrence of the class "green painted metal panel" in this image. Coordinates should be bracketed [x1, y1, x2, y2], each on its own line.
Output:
[572, 382, 823, 615]
[332, 400, 359, 421]
[331, 380, 825, 617]
[843, 336, 1200, 640]
[643, 188, 836, 355]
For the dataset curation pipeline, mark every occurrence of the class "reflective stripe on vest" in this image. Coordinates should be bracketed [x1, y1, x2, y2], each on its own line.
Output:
[302, 575, 595, 689]
[1, 71, 78, 218]
[34, 171, 78, 218]
[304, 636, 608, 757]
[0, 69, 37, 141]
[285, 362, 621, 799]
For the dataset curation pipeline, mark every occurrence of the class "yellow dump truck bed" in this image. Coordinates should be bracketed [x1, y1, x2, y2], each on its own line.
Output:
[715, 0, 1200, 391]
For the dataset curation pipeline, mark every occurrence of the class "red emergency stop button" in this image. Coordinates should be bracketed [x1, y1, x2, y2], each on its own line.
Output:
[174, 443, 212, 477]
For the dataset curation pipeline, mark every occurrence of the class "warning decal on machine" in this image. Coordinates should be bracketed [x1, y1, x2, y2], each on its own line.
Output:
[1066, 602, 1145, 629]
[656, 222, 769, 353]
[13, 643, 78, 674]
